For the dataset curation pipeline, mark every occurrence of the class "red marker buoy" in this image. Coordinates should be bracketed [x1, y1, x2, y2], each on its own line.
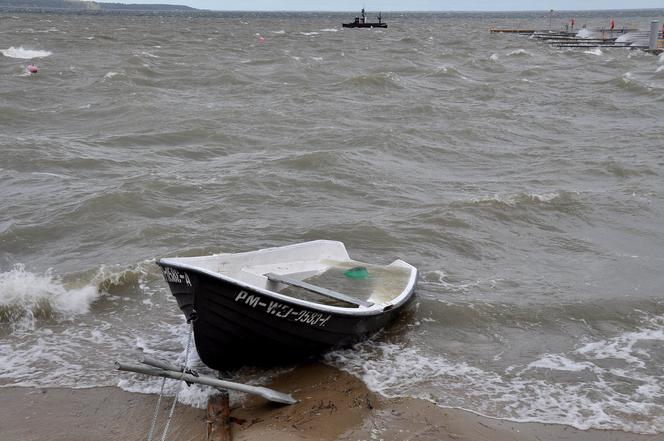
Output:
[258, 35, 266, 44]
[610, 19, 615, 30]
[26, 64, 38, 74]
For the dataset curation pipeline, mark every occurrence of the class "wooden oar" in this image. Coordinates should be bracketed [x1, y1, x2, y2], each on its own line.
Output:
[115, 362, 297, 405]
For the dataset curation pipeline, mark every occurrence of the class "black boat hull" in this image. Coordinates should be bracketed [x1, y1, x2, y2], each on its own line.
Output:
[157, 262, 414, 369]
[342, 23, 387, 28]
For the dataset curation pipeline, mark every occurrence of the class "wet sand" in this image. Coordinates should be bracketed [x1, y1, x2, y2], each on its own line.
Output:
[1, 363, 661, 441]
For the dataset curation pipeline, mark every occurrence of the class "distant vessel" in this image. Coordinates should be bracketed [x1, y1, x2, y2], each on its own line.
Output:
[343, 8, 387, 28]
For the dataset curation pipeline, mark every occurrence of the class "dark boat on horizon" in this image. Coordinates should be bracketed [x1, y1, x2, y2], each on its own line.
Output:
[157, 240, 417, 369]
[343, 8, 387, 28]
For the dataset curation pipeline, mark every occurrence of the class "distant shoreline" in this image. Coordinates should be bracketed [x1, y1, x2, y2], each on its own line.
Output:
[0, 0, 196, 13]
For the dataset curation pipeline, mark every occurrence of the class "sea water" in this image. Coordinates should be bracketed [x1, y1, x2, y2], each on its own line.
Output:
[1, 9, 663, 434]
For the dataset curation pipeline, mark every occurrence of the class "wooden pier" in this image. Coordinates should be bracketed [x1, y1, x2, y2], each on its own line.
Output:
[490, 20, 663, 55]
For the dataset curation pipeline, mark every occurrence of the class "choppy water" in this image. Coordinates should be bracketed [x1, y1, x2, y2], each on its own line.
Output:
[1, 9, 664, 434]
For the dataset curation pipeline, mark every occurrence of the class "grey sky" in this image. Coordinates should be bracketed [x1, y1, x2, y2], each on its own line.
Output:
[134, 1, 664, 11]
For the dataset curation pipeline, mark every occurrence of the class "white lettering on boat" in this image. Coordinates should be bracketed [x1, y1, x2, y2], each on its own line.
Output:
[162, 267, 192, 286]
[233, 291, 332, 327]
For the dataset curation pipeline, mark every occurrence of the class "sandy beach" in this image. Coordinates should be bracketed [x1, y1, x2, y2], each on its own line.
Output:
[1, 363, 660, 441]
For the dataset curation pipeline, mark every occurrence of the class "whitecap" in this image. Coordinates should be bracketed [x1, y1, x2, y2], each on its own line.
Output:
[506, 49, 531, 57]
[270, 30, 286, 34]
[584, 47, 602, 56]
[576, 28, 594, 39]
[469, 191, 563, 206]
[1, 46, 52, 59]
[300, 32, 319, 36]
[30, 172, 71, 179]
[489, 53, 499, 61]
[0, 264, 100, 332]
[320, 28, 338, 32]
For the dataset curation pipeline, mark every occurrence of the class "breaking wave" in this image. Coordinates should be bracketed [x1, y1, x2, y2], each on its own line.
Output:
[576, 28, 594, 39]
[506, 49, 532, 57]
[0, 46, 52, 59]
[584, 47, 603, 56]
[613, 72, 654, 94]
[0, 264, 99, 332]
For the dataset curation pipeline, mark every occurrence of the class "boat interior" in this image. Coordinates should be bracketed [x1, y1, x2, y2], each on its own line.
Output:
[161, 240, 416, 308]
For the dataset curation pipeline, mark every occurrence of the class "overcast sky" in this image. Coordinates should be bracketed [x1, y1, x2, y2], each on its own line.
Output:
[133, 1, 664, 11]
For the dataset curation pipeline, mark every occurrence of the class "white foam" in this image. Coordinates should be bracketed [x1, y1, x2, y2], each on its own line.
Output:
[1, 46, 52, 59]
[525, 354, 596, 372]
[575, 316, 664, 368]
[576, 28, 594, 39]
[270, 30, 286, 34]
[116, 321, 267, 408]
[527, 192, 560, 202]
[320, 28, 338, 32]
[0, 264, 99, 332]
[300, 32, 319, 36]
[469, 191, 564, 206]
[584, 47, 603, 56]
[506, 49, 531, 57]
[489, 53, 499, 61]
[324, 315, 664, 434]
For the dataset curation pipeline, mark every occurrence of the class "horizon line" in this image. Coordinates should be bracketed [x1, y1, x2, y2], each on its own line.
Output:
[193, 7, 663, 13]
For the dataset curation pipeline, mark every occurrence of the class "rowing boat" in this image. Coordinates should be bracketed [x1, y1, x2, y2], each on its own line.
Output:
[157, 240, 417, 369]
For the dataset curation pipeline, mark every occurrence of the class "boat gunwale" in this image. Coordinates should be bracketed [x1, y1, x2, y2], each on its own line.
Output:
[156, 256, 417, 317]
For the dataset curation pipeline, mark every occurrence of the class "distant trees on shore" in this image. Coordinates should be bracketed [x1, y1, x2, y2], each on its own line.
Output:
[0, 0, 195, 12]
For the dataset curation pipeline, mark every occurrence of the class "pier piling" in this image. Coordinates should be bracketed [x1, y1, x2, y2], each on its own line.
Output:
[207, 391, 232, 441]
[649, 20, 659, 50]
